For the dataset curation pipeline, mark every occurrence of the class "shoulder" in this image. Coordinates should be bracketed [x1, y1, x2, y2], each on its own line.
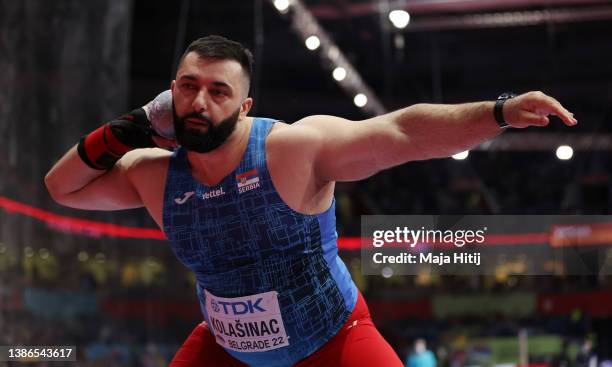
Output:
[266, 115, 377, 156]
[266, 115, 351, 146]
[268, 115, 352, 133]
[120, 148, 173, 210]
[266, 118, 320, 162]
[118, 148, 173, 179]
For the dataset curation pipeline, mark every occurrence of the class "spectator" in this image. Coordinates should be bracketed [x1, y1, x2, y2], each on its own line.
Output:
[406, 338, 437, 367]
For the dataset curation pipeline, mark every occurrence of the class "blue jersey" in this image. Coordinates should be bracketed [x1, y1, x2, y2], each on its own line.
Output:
[162, 118, 358, 366]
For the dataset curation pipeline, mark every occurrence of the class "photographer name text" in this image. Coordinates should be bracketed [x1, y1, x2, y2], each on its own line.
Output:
[372, 252, 481, 266]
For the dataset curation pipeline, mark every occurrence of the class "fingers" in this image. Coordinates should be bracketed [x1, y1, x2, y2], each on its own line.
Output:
[520, 111, 550, 126]
[542, 95, 576, 126]
[527, 91, 577, 126]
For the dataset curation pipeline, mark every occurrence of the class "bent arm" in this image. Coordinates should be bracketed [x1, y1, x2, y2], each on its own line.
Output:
[45, 145, 143, 210]
[45, 91, 177, 211]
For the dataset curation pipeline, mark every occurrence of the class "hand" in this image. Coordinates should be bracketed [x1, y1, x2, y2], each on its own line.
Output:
[78, 97, 176, 170]
[503, 91, 577, 128]
[107, 108, 158, 150]
[114, 90, 178, 151]
[111, 108, 178, 150]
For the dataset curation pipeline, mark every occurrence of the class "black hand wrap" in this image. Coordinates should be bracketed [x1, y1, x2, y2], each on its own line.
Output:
[77, 108, 157, 170]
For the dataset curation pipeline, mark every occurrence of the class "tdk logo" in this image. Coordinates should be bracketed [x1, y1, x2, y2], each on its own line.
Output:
[212, 298, 266, 315]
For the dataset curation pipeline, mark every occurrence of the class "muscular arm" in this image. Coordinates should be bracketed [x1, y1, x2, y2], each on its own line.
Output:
[45, 92, 176, 211]
[364, 101, 502, 165]
[280, 91, 576, 182]
[44, 145, 144, 210]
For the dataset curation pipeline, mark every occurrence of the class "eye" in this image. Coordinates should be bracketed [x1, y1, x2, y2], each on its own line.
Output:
[211, 90, 225, 96]
[181, 83, 196, 90]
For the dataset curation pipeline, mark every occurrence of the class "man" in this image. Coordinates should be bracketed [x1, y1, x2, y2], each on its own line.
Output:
[45, 35, 576, 366]
[405, 338, 436, 367]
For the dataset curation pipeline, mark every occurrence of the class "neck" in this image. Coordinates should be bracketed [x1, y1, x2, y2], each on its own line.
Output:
[186, 116, 253, 186]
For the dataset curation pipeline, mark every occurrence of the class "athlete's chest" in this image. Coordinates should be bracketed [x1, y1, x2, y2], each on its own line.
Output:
[163, 167, 308, 274]
[167, 167, 265, 210]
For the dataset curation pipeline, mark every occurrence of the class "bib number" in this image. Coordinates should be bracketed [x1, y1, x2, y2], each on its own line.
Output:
[204, 289, 290, 352]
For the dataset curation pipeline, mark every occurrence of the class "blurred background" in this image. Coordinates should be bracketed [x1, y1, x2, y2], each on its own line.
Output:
[1, 0, 612, 366]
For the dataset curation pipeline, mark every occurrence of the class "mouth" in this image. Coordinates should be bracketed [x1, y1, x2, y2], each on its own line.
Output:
[185, 118, 210, 127]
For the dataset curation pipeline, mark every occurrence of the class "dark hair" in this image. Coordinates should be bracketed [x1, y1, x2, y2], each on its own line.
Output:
[179, 35, 254, 83]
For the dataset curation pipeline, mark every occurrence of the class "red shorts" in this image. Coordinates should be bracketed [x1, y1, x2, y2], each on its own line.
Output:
[169, 291, 403, 366]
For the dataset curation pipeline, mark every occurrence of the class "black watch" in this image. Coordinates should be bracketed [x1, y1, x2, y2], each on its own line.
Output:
[494, 92, 518, 129]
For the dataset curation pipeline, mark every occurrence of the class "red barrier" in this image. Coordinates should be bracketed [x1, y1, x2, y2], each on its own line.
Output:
[0, 196, 165, 240]
[537, 291, 612, 317]
[1, 195, 611, 250]
[98, 298, 201, 325]
[368, 298, 432, 320]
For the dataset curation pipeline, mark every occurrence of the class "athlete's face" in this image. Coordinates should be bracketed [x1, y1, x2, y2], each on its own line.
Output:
[171, 52, 252, 152]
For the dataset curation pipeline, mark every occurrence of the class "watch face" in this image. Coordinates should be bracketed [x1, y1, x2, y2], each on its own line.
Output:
[499, 92, 517, 100]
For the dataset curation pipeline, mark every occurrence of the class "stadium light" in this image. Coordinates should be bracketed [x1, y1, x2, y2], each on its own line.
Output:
[268, 0, 386, 115]
[333, 67, 347, 81]
[389, 9, 411, 29]
[305, 35, 320, 50]
[556, 145, 573, 160]
[452, 150, 470, 160]
[273, 0, 290, 12]
[354, 93, 368, 107]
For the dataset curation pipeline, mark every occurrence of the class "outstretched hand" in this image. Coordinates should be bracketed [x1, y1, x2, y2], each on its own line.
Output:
[504, 91, 577, 128]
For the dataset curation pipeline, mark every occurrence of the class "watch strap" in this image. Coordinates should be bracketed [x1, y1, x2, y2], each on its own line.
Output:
[494, 92, 518, 128]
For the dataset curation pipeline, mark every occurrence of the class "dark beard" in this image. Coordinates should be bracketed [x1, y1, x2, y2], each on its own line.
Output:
[173, 107, 241, 153]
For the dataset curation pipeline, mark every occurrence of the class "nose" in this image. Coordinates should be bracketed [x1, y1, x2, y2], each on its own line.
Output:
[192, 90, 208, 114]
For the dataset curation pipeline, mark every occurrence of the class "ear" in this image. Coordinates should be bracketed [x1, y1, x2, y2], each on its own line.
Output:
[170, 80, 176, 93]
[239, 98, 253, 120]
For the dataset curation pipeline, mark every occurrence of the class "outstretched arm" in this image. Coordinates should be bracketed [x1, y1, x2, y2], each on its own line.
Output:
[282, 91, 576, 182]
